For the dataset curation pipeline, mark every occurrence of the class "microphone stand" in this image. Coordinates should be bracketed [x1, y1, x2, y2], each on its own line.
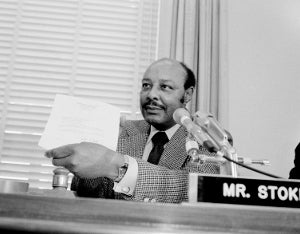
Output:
[218, 145, 238, 177]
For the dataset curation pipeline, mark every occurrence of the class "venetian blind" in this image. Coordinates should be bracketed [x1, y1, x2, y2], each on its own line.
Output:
[0, 0, 160, 189]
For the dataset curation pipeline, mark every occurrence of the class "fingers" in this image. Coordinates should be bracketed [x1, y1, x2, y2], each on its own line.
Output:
[52, 156, 77, 174]
[52, 157, 72, 169]
[45, 144, 76, 159]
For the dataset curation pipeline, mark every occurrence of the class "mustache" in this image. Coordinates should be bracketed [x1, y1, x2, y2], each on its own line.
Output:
[142, 100, 165, 109]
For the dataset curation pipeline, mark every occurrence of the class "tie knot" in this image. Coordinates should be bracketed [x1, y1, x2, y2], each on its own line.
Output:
[151, 131, 169, 146]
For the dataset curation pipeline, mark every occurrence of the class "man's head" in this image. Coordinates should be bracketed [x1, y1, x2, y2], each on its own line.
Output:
[140, 58, 195, 131]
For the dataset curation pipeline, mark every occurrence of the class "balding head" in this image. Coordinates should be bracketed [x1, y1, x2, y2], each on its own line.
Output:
[146, 58, 196, 90]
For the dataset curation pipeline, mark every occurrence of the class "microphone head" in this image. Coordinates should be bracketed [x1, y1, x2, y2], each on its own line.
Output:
[173, 108, 191, 125]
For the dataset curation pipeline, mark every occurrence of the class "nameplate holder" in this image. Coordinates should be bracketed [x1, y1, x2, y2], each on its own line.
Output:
[189, 173, 300, 208]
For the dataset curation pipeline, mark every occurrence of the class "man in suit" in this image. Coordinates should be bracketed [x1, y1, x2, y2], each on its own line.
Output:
[45, 58, 219, 203]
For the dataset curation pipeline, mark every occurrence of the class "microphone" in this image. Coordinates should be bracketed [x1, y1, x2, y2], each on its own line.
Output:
[185, 138, 226, 164]
[194, 111, 238, 176]
[185, 138, 201, 163]
[173, 108, 218, 152]
[193, 111, 233, 153]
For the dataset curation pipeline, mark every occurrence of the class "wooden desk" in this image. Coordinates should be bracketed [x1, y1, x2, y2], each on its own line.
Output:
[0, 192, 299, 233]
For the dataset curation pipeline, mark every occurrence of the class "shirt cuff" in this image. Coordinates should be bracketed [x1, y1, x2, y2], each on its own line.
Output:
[113, 155, 138, 196]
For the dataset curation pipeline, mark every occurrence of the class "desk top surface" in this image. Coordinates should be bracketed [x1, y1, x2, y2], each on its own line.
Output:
[0, 192, 300, 234]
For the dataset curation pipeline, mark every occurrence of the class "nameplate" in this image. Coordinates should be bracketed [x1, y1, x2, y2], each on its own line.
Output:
[189, 174, 300, 208]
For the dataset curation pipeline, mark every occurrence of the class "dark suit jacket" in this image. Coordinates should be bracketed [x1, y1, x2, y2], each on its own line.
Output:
[289, 142, 300, 179]
[71, 120, 219, 203]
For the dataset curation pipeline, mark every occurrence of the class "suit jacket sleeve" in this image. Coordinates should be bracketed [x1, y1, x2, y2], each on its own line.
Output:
[71, 176, 114, 199]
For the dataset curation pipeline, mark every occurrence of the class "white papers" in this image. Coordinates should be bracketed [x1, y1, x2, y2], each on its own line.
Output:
[39, 94, 120, 151]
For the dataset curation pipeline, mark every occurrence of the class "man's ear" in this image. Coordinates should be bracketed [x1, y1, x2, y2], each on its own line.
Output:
[183, 87, 194, 104]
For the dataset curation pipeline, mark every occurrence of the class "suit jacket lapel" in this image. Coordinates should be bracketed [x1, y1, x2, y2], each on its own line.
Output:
[124, 120, 150, 159]
[158, 126, 188, 169]
[120, 121, 188, 167]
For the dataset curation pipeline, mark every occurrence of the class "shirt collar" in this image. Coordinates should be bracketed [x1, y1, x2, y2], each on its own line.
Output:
[147, 124, 181, 143]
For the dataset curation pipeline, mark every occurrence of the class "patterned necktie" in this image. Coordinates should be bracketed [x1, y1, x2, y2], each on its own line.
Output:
[147, 131, 169, 165]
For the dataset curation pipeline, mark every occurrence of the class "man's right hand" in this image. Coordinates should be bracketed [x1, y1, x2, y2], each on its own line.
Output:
[45, 142, 125, 180]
